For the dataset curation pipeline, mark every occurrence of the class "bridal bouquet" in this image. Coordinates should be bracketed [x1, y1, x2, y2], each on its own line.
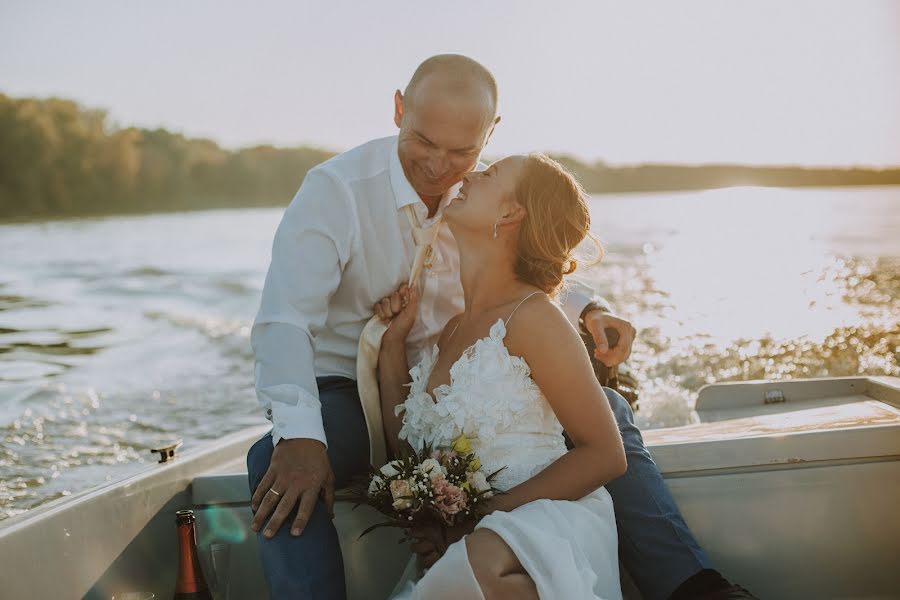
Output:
[344, 434, 503, 540]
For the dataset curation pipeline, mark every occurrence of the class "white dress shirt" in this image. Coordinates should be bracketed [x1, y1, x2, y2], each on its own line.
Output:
[252, 136, 602, 447]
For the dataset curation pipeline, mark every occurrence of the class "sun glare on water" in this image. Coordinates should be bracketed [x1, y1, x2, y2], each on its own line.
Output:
[584, 185, 899, 428]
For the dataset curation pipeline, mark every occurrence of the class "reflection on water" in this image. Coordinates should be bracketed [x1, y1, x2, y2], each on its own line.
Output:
[584, 186, 899, 427]
[1, 185, 898, 519]
[0, 212, 271, 519]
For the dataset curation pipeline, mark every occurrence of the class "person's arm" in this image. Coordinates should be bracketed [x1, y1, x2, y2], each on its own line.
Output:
[487, 296, 627, 513]
[378, 338, 410, 459]
[249, 168, 357, 538]
[558, 277, 610, 327]
[559, 278, 636, 367]
[252, 167, 356, 446]
[377, 285, 417, 458]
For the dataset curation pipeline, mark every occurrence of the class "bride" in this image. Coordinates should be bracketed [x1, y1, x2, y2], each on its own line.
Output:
[376, 153, 627, 599]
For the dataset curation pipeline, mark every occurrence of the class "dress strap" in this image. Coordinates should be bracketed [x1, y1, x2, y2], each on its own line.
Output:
[443, 318, 462, 345]
[504, 291, 544, 327]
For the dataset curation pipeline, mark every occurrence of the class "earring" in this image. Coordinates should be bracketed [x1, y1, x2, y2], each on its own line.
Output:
[492, 220, 499, 239]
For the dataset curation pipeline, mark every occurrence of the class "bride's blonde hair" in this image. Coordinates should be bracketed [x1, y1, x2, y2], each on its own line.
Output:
[512, 154, 602, 297]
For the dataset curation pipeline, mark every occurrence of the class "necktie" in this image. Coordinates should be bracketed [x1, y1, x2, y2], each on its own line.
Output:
[356, 204, 441, 467]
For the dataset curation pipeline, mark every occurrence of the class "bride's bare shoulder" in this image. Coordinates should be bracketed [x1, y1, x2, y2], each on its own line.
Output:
[504, 294, 580, 354]
[505, 295, 594, 384]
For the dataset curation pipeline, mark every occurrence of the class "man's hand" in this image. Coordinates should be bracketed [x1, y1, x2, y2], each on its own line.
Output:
[250, 438, 335, 539]
[583, 310, 636, 367]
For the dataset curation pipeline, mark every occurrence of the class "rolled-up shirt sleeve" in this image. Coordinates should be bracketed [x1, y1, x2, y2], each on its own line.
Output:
[251, 168, 355, 447]
[558, 278, 612, 331]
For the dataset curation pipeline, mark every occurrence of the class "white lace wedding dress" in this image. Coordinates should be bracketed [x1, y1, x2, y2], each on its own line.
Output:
[388, 317, 622, 600]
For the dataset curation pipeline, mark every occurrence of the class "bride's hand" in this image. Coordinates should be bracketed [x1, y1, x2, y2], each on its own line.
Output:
[411, 527, 441, 573]
[411, 520, 475, 571]
[378, 284, 419, 343]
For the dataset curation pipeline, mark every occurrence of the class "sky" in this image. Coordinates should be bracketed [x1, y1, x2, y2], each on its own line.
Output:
[2, 1, 899, 167]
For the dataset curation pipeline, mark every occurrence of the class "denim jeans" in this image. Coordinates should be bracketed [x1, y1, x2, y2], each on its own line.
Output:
[247, 376, 370, 600]
[248, 378, 711, 600]
[604, 387, 713, 599]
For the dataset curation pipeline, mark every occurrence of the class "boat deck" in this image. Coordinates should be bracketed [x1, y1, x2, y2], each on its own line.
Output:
[1, 376, 898, 599]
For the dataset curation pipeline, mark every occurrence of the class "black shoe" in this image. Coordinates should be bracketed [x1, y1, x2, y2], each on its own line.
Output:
[694, 584, 759, 600]
[669, 570, 759, 600]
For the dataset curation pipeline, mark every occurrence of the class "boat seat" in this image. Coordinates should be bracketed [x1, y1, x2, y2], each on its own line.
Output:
[189, 472, 410, 599]
[191, 473, 251, 505]
[188, 472, 642, 599]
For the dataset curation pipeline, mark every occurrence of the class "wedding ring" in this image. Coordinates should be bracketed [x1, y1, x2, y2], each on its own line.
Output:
[268, 488, 282, 497]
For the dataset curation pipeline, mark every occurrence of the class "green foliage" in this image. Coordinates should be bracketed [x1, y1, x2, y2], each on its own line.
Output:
[0, 93, 334, 219]
[552, 155, 900, 194]
[2, 92, 899, 220]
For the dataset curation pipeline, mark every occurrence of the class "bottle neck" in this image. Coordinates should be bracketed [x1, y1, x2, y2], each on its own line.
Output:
[175, 522, 208, 595]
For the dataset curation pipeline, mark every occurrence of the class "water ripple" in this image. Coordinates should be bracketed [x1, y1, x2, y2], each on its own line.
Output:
[1, 192, 897, 520]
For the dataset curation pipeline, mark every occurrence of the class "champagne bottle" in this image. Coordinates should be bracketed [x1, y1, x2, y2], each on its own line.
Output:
[173, 509, 212, 600]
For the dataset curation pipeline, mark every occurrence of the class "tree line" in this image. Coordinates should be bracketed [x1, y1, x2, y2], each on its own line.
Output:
[0, 93, 332, 219]
[2, 92, 899, 220]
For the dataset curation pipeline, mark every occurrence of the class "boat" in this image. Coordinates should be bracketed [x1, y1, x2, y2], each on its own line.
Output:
[1, 376, 898, 599]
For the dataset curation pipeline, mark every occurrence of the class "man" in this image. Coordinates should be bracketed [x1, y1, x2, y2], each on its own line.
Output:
[247, 54, 753, 599]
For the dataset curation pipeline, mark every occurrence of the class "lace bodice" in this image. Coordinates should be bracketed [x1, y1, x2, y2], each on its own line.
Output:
[396, 318, 567, 491]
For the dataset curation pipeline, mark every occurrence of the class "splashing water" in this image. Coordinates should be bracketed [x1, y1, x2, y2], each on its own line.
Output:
[1, 185, 898, 519]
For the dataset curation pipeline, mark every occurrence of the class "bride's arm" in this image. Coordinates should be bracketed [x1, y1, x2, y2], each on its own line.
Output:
[379, 338, 410, 459]
[377, 286, 419, 458]
[487, 297, 627, 513]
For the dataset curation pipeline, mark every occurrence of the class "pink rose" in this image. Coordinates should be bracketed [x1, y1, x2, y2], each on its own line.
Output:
[432, 476, 467, 523]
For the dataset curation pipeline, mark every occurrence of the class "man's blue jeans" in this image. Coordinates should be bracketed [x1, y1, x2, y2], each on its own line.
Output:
[247, 377, 370, 600]
[604, 388, 712, 599]
[247, 378, 711, 600]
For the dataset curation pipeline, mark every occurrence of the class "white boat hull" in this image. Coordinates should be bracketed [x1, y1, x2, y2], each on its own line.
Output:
[1, 376, 898, 599]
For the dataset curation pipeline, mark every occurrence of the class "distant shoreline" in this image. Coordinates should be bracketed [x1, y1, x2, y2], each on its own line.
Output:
[3, 183, 898, 226]
[0, 202, 289, 225]
[3, 92, 899, 221]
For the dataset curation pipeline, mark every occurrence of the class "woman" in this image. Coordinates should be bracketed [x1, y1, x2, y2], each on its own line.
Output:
[377, 154, 626, 599]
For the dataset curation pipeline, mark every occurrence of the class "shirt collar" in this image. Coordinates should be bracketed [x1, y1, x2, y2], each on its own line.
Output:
[389, 137, 423, 211]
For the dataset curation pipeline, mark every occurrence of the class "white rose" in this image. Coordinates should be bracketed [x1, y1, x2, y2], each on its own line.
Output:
[419, 458, 444, 477]
[380, 461, 402, 478]
[367, 475, 384, 496]
[467, 471, 492, 497]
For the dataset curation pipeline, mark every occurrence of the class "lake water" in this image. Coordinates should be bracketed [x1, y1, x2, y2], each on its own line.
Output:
[1, 185, 898, 520]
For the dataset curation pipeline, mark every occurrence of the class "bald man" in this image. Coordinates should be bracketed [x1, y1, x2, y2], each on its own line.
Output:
[246, 55, 753, 600]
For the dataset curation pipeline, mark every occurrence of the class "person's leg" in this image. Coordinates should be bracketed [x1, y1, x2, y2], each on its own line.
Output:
[466, 529, 537, 600]
[246, 376, 370, 600]
[602, 387, 713, 600]
[412, 536, 488, 600]
[316, 377, 371, 487]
